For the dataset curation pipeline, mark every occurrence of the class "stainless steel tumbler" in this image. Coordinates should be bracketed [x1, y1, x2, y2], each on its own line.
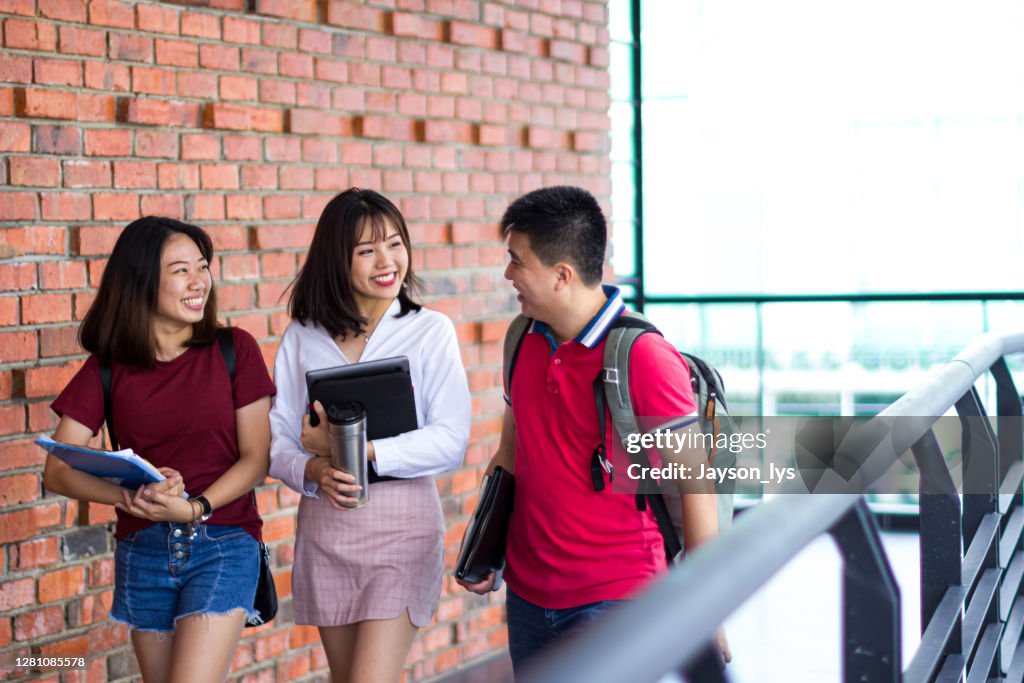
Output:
[326, 403, 369, 508]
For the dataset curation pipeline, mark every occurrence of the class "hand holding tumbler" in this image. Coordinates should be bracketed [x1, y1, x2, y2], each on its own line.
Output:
[327, 403, 369, 508]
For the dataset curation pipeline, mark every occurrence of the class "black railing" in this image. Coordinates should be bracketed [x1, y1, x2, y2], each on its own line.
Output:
[519, 330, 1024, 682]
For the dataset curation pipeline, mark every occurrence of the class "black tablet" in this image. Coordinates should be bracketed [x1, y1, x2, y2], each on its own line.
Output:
[305, 356, 418, 440]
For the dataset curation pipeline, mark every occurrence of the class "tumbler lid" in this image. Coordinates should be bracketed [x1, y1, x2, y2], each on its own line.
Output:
[326, 402, 365, 425]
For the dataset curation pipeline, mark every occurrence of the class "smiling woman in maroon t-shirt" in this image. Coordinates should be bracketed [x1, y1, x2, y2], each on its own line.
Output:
[43, 217, 275, 683]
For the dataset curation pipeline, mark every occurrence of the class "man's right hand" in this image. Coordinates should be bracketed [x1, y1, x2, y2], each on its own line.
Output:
[456, 571, 496, 594]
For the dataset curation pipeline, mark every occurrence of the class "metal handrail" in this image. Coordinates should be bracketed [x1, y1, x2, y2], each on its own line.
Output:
[521, 330, 1024, 683]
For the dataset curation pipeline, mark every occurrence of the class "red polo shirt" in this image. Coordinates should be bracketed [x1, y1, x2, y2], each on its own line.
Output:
[503, 290, 697, 609]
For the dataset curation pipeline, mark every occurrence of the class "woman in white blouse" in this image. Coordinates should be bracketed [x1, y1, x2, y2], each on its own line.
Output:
[269, 188, 471, 683]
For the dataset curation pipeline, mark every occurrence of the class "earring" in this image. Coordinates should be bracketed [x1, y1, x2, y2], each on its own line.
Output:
[401, 281, 408, 289]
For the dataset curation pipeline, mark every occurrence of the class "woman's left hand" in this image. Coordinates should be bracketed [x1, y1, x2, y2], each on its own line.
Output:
[114, 485, 195, 523]
[301, 401, 331, 457]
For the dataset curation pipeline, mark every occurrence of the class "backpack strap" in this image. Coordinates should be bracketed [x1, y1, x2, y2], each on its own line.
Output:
[216, 327, 237, 382]
[100, 328, 237, 449]
[501, 315, 532, 404]
[100, 365, 117, 451]
[597, 312, 683, 562]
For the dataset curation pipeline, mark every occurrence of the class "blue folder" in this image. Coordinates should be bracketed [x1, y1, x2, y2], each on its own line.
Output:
[36, 435, 165, 490]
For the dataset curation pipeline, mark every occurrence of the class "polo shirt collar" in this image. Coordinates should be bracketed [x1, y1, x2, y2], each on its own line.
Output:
[531, 285, 625, 350]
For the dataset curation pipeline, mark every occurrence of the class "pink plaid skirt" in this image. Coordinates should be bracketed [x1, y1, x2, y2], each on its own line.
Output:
[291, 477, 444, 628]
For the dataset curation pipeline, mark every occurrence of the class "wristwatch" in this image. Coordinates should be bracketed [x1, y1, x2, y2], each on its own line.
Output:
[193, 495, 213, 523]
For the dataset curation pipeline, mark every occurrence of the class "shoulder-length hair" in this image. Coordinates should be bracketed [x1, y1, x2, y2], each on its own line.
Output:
[79, 216, 219, 368]
[289, 188, 421, 338]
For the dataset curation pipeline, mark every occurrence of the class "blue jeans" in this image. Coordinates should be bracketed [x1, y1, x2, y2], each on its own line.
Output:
[111, 522, 260, 632]
[506, 587, 624, 675]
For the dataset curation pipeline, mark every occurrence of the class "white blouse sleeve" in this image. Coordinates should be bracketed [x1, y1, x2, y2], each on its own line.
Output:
[268, 326, 319, 496]
[371, 315, 470, 478]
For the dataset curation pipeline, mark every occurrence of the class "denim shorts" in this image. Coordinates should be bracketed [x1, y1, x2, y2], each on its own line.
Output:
[110, 522, 260, 632]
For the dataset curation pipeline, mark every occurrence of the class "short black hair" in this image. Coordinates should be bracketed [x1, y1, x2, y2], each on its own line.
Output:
[500, 185, 607, 286]
[80, 216, 219, 368]
[289, 188, 421, 338]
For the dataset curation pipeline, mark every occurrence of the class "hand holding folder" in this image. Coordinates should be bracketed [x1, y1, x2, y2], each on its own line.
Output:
[454, 466, 515, 585]
[35, 435, 184, 494]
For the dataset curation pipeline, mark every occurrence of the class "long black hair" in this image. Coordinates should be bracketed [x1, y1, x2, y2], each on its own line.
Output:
[79, 216, 219, 368]
[289, 188, 421, 338]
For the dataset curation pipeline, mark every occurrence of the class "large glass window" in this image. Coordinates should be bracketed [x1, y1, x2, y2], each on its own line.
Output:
[609, 0, 1024, 420]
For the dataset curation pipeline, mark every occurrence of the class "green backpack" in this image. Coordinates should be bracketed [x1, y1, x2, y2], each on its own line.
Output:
[502, 311, 735, 562]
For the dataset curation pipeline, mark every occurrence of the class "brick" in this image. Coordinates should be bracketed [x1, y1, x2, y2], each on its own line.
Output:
[180, 133, 219, 160]
[92, 192, 138, 220]
[298, 28, 332, 54]
[140, 193, 182, 218]
[314, 58, 347, 83]
[199, 163, 239, 190]
[0, 192, 38, 221]
[448, 21, 498, 49]
[0, 54, 33, 84]
[157, 162, 198, 189]
[0, 122, 31, 152]
[137, 4, 179, 34]
[85, 129, 131, 156]
[33, 125, 81, 155]
[250, 107, 285, 133]
[84, 61, 131, 91]
[63, 526, 107, 562]
[109, 32, 153, 62]
[222, 135, 259, 161]
[77, 92, 116, 122]
[12, 537, 59, 570]
[130, 67, 176, 96]
[89, 0, 134, 29]
[176, 71, 217, 99]
[14, 606, 65, 641]
[181, 10, 220, 39]
[155, 39, 197, 67]
[241, 47, 278, 75]
[220, 75, 257, 102]
[255, 0, 316, 22]
[185, 194, 224, 221]
[357, 115, 417, 141]
[4, 18, 57, 51]
[113, 160, 156, 188]
[391, 12, 443, 41]
[203, 103, 250, 131]
[64, 160, 112, 188]
[22, 292, 72, 323]
[34, 58, 83, 87]
[261, 22, 296, 48]
[0, 225, 65, 257]
[120, 98, 169, 126]
[224, 16, 260, 45]
[0, 329, 36, 362]
[10, 157, 60, 187]
[0, 0, 35, 15]
[424, 120, 473, 144]
[0, 262, 36, 291]
[41, 192, 91, 220]
[135, 130, 179, 158]
[0, 404, 26, 437]
[241, 165, 276, 189]
[39, 566, 86, 603]
[40, 0, 86, 21]
[200, 44, 240, 71]
[16, 88, 77, 120]
[0, 579, 35, 612]
[327, 3, 386, 32]
[40, 325, 80, 358]
[279, 52, 313, 79]
[263, 195, 300, 220]
[58, 26, 106, 57]
[74, 225, 120, 255]
[259, 80, 295, 106]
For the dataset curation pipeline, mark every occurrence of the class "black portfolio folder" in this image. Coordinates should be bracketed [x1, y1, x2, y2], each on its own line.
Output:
[305, 356, 418, 440]
[454, 466, 515, 584]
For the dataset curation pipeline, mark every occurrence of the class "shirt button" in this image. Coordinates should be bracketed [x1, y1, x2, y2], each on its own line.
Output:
[554, 358, 562, 365]
[175, 551, 184, 559]
[173, 544, 182, 550]
[173, 529, 182, 537]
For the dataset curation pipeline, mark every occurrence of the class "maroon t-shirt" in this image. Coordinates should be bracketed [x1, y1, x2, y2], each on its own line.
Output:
[51, 327, 276, 541]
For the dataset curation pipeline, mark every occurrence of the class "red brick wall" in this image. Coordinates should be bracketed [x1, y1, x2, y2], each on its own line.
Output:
[0, 0, 611, 680]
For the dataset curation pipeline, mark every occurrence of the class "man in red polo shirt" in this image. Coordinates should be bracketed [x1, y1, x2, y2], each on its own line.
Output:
[458, 186, 725, 675]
